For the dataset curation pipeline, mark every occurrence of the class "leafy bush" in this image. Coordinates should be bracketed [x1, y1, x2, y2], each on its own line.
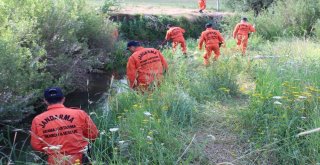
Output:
[313, 19, 320, 39]
[224, 0, 276, 15]
[0, 0, 118, 113]
[255, 0, 320, 40]
[118, 15, 222, 41]
[101, 0, 121, 13]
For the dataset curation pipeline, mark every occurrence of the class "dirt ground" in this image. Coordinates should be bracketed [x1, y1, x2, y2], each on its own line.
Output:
[113, 5, 232, 19]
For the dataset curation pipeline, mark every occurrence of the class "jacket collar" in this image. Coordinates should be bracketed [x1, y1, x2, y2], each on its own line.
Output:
[133, 46, 144, 53]
[47, 104, 65, 111]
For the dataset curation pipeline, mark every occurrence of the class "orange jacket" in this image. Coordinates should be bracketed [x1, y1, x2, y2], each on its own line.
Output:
[31, 104, 98, 155]
[127, 47, 168, 88]
[199, 28, 224, 49]
[233, 22, 256, 38]
[199, 0, 206, 10]
[165, 27, 185, 41]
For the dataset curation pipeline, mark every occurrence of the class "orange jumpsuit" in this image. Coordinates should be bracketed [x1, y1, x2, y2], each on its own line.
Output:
[31, 104, 99, 165]
[127, 47, 168, 91]
[233, 22, 256, 55]
[199, 27, 224, 65]
[198, 0, 206, 11]
[165, 27, 187, 54]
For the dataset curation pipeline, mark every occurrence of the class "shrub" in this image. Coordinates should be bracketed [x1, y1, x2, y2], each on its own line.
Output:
[255, 0, 320, 40]
[313, 19, 320, 39]
[0, 0, 117, 112]
[118, 15, 221, 41]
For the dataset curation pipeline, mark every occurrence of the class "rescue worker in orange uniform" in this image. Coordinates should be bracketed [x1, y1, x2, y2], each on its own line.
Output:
[126, 41, 168, 91]
[165, 24, 187, 56]
[198, 0, 206, 13]
[199, 23, 225, 65]
[30, 87, 99, 165]
[233, 17, 256, 55]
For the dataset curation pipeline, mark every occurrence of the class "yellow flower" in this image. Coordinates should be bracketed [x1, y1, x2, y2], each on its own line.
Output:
[252, 93, 261, 97]
[142, 119, 149, 124]
[218, 87, 227, 91]
[239, 86, 246, 92]
[162, 106, 169, 111]
[282, 81, 289, 86]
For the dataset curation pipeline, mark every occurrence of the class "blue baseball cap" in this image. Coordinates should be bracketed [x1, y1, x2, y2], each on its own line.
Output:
[44, 87, 64, 101]
[126, 41, 141, 50]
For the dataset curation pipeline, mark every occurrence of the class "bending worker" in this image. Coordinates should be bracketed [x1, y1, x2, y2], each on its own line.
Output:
[126, 41, 168, 91]
[30, 87, 99, 165]
[233, 17, 256, 55]
[198, 0, 206, 13]
[199, 23, 225, 65]
[164, 24, 187, 56]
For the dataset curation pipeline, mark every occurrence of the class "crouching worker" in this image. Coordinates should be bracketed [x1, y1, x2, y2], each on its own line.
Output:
[126, 41, 168, 92]
[30, 87, 99, 165]
[199, 23, 225, 66]
[165, 24, 187, 56]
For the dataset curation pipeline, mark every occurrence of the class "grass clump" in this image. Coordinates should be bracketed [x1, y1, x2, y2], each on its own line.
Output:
[239, 39, 320, 164]
[90, 39, 244, 164]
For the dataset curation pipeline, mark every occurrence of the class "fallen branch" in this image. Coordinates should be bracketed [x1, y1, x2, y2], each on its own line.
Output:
[175, 134, 196, 165]
[296, 127, 320, 137]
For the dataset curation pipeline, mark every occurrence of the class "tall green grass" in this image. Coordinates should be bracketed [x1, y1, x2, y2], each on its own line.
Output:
[89, 39, 244, 164]
[239, 39, 320, 164]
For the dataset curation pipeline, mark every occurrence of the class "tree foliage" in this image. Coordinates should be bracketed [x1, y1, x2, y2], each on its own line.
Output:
[224, 0, 276, 15]
[0, 0, 117, 113]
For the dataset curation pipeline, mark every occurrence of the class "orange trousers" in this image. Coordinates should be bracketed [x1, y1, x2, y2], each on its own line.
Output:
[203, 44, 220, 65]
[199, 1, 206, 10]
[236, 34, 249, 55]
[172, 38, 187, 54]
[48, 153, 84, 165]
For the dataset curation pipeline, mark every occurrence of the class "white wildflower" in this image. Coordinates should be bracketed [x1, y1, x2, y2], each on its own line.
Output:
[272, 96, 282, 100]
[274, 101, 282, 105]
[301, 116, 307, 119]
[100, 130, 106, 135]
[298, 96, 307, 99]
[207, 134, 216, 141]
[143, 112, 152, 117]
[109, 128, 119, 132]
[89, 112, 97, 116]
[119, 141, 125, 144]
[146, 136, 153, 141]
